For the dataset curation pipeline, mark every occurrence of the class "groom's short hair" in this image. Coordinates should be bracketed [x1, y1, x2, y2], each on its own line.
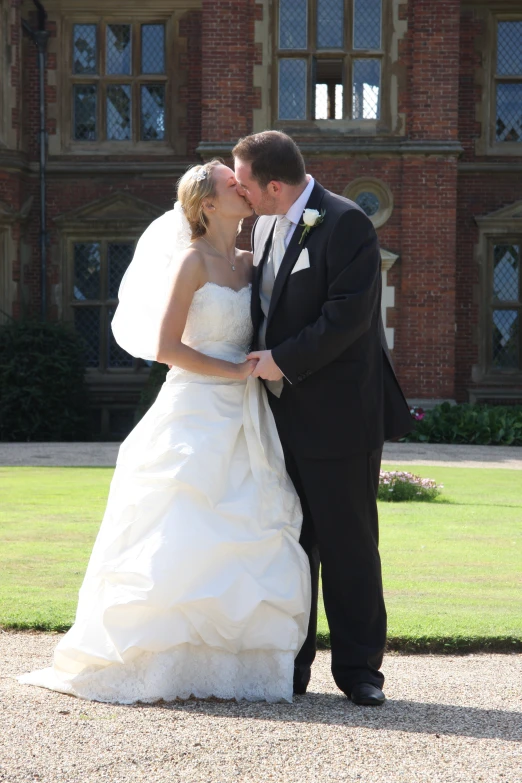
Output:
[232, 131, 306, 189]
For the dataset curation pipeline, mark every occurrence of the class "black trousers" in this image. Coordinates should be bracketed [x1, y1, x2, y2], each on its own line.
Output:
[268, 392, 386, 692]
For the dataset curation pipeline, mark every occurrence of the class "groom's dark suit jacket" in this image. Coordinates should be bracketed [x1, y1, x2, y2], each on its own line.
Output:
[251, 181, 413, 459]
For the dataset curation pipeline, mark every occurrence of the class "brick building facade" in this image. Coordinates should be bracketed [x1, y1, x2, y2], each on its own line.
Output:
[1, 0, 521, 437]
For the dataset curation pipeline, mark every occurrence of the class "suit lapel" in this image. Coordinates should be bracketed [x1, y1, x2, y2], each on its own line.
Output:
[251, 217, 276, 339]
[267, 182, 326, 325]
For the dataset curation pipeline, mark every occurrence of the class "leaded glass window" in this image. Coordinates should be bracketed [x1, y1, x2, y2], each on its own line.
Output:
[352, 59, 380, 120]
[141, 25, 166, 74]
[73, 24, 97, 74]
[71, 21, 167, 143]
[353, 0, 382, 50]
[279, 59, 308, 120]
[489, 242, 521, 372]
[277, 0, 384, 121]
[279, 0, 308, 50]
[495, 21, 522, 144]
[141, 84, 166, 140]
[71, 240, 136, 370]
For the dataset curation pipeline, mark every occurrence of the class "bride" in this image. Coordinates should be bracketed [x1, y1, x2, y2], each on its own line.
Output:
[18, 160, 311, 704]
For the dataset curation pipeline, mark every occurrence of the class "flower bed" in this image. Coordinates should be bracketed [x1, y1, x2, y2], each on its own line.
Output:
[378, 470, 442, 502]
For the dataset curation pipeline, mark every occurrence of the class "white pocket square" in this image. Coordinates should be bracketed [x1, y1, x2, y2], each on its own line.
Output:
[291, 248, 310, 274]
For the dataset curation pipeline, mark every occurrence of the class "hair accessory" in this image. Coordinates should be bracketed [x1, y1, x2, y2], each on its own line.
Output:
[193, 167, 208, 182]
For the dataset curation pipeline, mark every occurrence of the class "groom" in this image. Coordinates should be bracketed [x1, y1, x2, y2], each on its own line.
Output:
[233, 131, 413, 706]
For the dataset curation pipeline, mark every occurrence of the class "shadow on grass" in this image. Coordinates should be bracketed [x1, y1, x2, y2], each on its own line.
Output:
[134, 694, 522, 742]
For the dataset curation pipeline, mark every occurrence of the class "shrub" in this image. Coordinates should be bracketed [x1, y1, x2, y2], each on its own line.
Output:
[378, 471, 442, 502]
[0, 320, 90, 441]
[401, 402, 522, 446]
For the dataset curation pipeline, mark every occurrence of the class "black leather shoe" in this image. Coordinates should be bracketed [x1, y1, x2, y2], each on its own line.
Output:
[350, 683, 385, 706]
[293, 667, 311, 695]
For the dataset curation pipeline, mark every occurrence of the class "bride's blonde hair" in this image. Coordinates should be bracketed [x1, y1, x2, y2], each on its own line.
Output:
[176, 159, 223, 240]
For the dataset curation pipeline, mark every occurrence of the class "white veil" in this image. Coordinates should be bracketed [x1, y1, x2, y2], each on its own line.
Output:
[111, 201, 192, 362]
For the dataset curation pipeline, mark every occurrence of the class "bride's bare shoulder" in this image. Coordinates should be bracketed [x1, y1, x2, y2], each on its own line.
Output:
[173, 246, 206, 290]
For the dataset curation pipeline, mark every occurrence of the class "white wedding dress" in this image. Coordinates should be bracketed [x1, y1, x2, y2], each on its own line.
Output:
[18, 282, 311, 704]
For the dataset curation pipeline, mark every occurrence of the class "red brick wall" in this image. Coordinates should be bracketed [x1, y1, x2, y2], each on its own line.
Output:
[407, 0, 461, 141]
[179, 10, 203, 157]
[4, 0, 522, 404]
[201, 0, 256, 142]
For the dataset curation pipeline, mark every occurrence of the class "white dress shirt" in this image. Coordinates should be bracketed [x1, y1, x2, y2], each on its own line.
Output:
[279, 176, 315, 255]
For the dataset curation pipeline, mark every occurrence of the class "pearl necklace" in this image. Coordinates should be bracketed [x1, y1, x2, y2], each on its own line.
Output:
[201, 237, 237, 272]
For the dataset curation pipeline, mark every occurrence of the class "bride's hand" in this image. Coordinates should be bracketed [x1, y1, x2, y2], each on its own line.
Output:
[235, 359, 258, 379]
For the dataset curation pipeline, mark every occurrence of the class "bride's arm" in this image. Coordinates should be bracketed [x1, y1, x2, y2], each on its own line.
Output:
[156, 249, 255, 379]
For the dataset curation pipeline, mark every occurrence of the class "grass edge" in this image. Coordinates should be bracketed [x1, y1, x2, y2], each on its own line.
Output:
[3, 624, 521, 654]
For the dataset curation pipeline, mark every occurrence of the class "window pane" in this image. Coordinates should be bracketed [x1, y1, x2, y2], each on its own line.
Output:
[317, 0, 344, 49]
[279, 0, 307, 50]
[73, 24, 97, 74]
[75, 307, 100, 368]
[108, 243, 134, 299]
[356, 191, 380, 217]
[492, 310, 519, 369]
[279, 59, 307, 119]
[141, 84, 166, 140]
[141, 24, 166, 74]
[496, 83, 522, 142]
[108, 309, 134, 368]
[493, 245, 520, 301]
[497, 21, 522, 75]
[74, 243, 101, 300]
[353, 0, 382, 50]
[73, 85, 97, 141]
[107, 85, 132, 140]
[106, 24, 132, 75]
[352, 59, 380, 119]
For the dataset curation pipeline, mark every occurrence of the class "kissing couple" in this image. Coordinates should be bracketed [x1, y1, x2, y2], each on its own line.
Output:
[19, 131, 412, 706]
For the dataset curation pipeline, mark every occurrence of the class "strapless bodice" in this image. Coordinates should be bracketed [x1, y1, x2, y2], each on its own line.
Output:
[166, 282, 253, 379]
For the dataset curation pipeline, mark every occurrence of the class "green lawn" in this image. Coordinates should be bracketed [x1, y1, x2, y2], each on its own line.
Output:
[1, 465, 520, 651]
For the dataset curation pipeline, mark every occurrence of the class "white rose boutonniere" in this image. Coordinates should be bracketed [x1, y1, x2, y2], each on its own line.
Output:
[299, 208, 326, 244]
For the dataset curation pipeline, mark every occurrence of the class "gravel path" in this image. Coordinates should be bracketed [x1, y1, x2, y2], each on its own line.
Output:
[1, 442, 521, 469]
[2, 633, 521, 783]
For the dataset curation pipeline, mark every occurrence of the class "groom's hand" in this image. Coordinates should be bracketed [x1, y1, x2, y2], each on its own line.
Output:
[246, 350, 284, 381]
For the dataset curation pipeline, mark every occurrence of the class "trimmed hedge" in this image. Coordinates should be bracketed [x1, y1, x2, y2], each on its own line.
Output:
[0, 320, 90, 442]
[402, 402, 522, 446]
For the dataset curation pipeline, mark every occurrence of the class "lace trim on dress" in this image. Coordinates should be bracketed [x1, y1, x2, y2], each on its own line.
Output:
[18, 646, 294, 704]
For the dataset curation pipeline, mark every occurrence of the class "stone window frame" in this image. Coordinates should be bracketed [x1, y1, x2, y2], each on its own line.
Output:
[474, 203, 522, 387]
[476, 9, 522, 157]
[66, 236, 141, 374]
[55, 192, 164, 379]
[342, 176, 393, 228]
[271, 0, 394, 135]
[51, 1, 195, 157]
